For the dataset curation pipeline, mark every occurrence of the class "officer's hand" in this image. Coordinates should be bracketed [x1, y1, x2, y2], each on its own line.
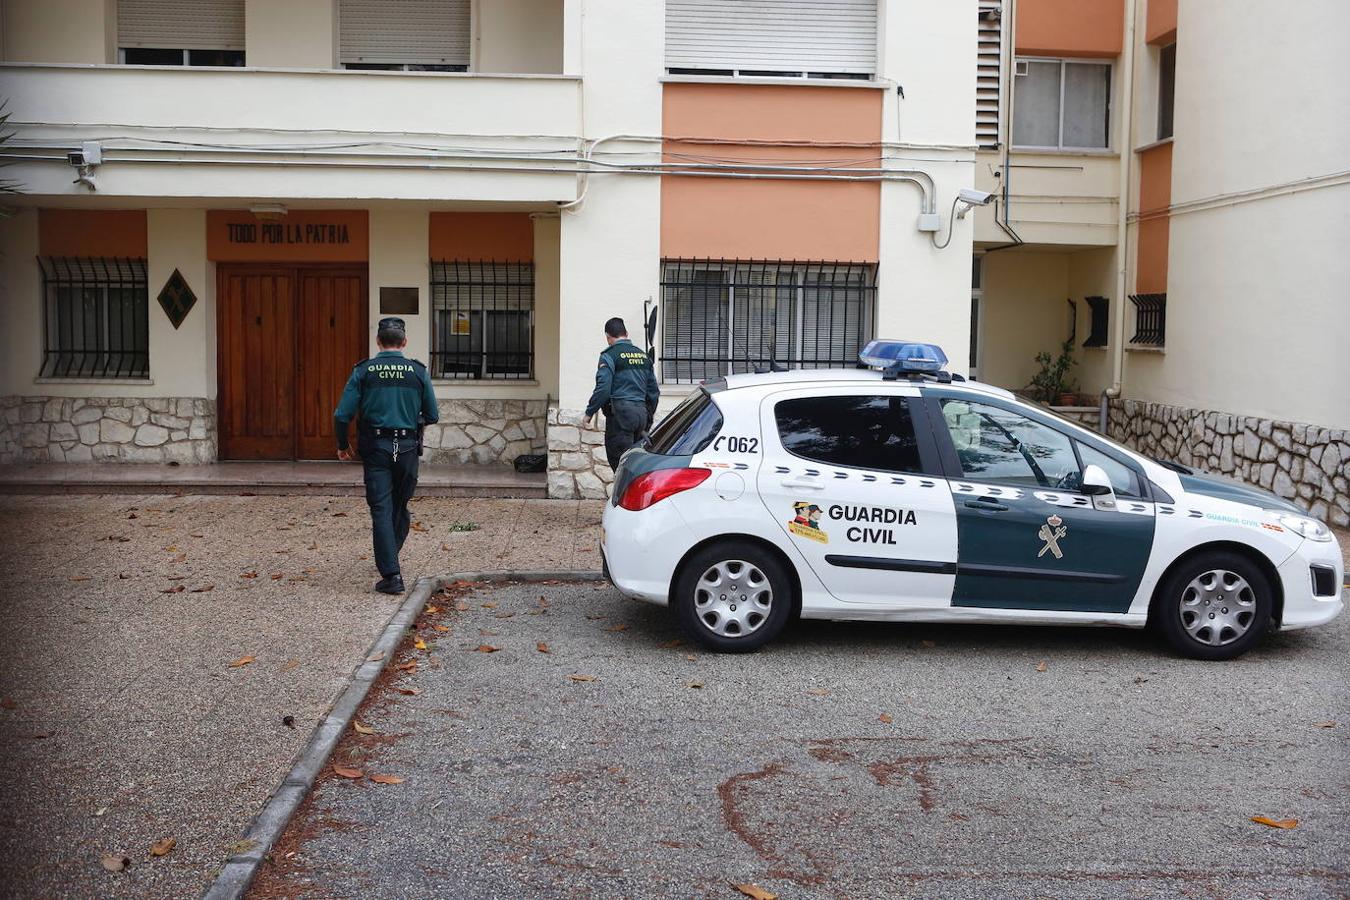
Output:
[582, 415, 593, 429]
[337, 448, 353, 461]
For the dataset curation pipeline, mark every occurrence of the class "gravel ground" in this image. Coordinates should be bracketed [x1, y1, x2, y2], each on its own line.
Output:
[0, 494, 603, 899]
[256, 574, 1350, 900]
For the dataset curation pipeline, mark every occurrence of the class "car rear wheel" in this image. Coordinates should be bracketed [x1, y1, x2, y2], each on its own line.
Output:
[1154, 551, 1274, 660]
[673, 541, 792, 653]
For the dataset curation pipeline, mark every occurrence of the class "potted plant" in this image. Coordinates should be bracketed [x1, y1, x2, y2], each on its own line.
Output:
[1029, 338, 1078, 406]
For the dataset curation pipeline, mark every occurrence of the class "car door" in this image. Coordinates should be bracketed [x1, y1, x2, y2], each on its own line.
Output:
[925, 391, 1155, 614]
[755, 385, 958, 607]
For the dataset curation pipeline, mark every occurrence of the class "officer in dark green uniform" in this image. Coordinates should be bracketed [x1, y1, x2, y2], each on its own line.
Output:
[582, 317, 660, 470]
[334, 317, 439, 595]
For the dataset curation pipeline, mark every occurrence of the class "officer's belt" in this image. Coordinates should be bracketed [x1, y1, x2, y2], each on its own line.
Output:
[364, 426, 417, 438]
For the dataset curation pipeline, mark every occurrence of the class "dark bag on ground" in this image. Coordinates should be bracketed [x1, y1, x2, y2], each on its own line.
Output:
[514, 453, 546, 473]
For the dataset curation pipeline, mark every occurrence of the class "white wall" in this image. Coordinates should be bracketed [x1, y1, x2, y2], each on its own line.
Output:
[0, 0, 112, 63]
[475, 0, 562, 74]
[246, 0, 335, 69]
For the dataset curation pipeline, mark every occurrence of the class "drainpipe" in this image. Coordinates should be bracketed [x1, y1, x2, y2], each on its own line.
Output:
[1102, 0, 1139, 434]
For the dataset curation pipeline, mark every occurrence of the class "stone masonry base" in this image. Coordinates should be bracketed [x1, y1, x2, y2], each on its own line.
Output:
[0, 396, 216, 464]
[420, 399, 547, 467]
[546, 406, 611, 499]
[1109, 398, 1349, 527]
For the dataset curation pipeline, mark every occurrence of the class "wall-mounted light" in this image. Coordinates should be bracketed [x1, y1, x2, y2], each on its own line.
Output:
[249, 202, 288, 222]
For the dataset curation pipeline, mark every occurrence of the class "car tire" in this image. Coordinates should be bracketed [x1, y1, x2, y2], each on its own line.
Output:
[673, 541, 793, 653]
[1153, 551, 1274, 661]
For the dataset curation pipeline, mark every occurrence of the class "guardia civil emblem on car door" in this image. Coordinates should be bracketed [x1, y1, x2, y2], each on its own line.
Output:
[1038, 514, 1067, 559]
[788, 502, 828, 544]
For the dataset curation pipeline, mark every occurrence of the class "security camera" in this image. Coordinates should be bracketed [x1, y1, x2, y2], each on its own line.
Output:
[66, 150, 87, 167]
[958, 188, 994, 205]
[68, 142, 102, 191]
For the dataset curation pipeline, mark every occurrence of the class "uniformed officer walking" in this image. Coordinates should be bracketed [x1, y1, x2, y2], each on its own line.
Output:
[334, 317, 439, 595]
[582, 317, 660, 470]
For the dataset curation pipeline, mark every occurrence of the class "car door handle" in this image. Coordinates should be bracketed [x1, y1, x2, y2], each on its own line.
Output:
[964, 498, 1009, 512]
[781, 479, 825, 491]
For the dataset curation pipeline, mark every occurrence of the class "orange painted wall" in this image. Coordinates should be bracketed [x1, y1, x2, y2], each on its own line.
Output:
[1136, 142, 1172, 294]
[429, 212, 534, 261]
[1016, 0, 1124, 57]
[1145, 0, 1178, 45]
[660, 83, 882, 262]
[38, 209, 148, 257]
[206, 210, 369, 262]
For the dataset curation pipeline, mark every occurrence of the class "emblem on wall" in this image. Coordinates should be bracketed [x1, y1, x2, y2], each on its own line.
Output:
[157, 269, 197, 330]
[1037, 514, 1067, 559]
[788, 502, 828, 544]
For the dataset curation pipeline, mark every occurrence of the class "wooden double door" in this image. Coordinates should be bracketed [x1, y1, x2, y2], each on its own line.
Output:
[217, 265, 368, 460]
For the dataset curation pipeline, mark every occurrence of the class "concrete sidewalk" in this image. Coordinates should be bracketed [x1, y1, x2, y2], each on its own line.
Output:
[0, 494, 602, 899]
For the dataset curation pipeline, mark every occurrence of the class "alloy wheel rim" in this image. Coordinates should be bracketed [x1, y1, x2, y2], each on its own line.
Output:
[1179, 569, 1256, 646]
[693, 559, 773, 638]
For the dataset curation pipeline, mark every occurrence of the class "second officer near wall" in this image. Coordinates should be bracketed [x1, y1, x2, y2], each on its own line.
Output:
[334, 317, 440, 595]
[582, 317, 660, 470]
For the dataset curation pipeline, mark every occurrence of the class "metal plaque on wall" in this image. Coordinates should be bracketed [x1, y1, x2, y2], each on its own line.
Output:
[157, 269, 197, 330]
[380, 286, 419, 315]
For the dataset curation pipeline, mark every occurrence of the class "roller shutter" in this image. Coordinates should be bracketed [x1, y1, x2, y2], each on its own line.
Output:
[339, 0, 471, 66]
[666, 0, 877, 76]
[118, 0, 245, 50]
[976, 0, 1005, 148]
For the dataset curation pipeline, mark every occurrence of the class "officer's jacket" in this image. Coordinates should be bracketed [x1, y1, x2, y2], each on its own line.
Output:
[584, 339, 660, 417]
[333, 350, 439, 450]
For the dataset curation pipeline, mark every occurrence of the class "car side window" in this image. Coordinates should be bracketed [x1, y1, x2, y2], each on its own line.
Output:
[940, 398, 1079, 488]
[775, 395, 923, 474]
[1075, 440, 1145, 499]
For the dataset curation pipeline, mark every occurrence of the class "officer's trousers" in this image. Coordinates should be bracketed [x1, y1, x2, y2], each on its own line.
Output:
[604, 399, 650, 470]
[361, 438, 420, 578]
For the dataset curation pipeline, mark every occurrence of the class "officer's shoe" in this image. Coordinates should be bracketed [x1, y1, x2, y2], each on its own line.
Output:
[374, 574, 405, 595]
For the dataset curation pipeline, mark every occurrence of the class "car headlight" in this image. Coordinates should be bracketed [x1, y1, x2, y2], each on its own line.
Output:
[1273, 513, 1333, 542]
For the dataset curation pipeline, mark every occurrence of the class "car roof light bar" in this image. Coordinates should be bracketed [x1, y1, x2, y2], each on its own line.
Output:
[858, 340, 958, 382]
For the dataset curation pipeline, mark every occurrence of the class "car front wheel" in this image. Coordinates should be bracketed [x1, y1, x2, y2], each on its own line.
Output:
[673, 541, 792, 653]
[1154, 551, 1274, 660]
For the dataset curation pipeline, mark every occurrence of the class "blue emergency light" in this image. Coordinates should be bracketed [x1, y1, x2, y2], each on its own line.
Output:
[859, 340, 949, 374]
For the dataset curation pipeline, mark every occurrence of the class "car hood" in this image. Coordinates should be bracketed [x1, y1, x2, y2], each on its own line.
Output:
[1177, 471, 1306, 515]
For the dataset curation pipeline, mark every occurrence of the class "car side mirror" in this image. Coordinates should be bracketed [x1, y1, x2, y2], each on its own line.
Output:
[1081, 464, 1114, 497]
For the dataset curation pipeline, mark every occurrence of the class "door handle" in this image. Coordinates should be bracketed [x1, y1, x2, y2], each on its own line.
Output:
[964, 498, 1009, 512]
[781, 479, 825, 491]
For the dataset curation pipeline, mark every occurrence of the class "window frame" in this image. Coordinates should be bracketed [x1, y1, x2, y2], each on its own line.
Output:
[117, 47, 245, 67]
[770, 389, 945, 478]
[428, 260, 535, 381]
[1156, 42, 1177, 141]
[1012, 56, 1114, 151]
[38, 257, 150, 381]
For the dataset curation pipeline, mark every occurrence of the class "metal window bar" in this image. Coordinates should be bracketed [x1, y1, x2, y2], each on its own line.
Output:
[429, 260, 534, 380]
[1083, 295, 1109, 347]
[38, 256, 149, 379]
[1128, 293, 1166, 347]
[659, 259, 877, 383]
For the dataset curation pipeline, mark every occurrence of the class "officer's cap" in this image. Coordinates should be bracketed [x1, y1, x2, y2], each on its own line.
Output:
[377, 317, 407, 343]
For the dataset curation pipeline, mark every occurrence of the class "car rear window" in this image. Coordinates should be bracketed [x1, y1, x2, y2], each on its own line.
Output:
[775, 395, 923, 474]
[647, 389, 723, 456]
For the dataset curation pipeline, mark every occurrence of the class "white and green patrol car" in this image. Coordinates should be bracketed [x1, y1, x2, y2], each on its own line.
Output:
[600, 341, 1343, 659]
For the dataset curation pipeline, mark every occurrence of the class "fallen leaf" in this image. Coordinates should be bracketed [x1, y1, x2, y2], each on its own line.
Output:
[1250, 816, 1298, 829]
[425, 605, 441, 614]
[101, 853, 130, 872]
[225, 839, 257, 856]
[149, 838, 176, 857]
[482, 602, 498, 609]
[395, 660, 417, 672]
[685, 654, 697, 661]
[536, 642, 550, 653]
[127, 512, 138, 520]
[281, 659, 300, 671]
[475, 645, 501, 654]
[353, 721, 375, 735]
[190, 533, 204, 538]
[332, 512, 348, 517]
[688, 681, 704, 689]
[333, 765, 364, 779]
[478, 629, 497, 637]
[440, 543, 451, 551]
[396, 687, 420, 696]
[366, 651, 386, 662]
[414, 638, 428, 651]
[93, 807, 108, 817]
[1312, 721, 1337, 728]
[879, 713, 894, 724]
[189, 585, 214, 593]
[159, 585, 185, 594]
[1035, 661, 1048, 673]
[282, 715, 295, 729]
[734, 884, 777, 900]
[173, 553, 187, 563]
[455, 601, 470, 612]
[605, 623, 629, 633]
[569, 674, 597, 682]
[241, 571, 258, 579]
[228, 655, 256, 669]
[369, 773, 405, 785]
[308, 542, 319, 551]
[410, 521, 428, 533]
[433, 625, 451, 633]
[117, 573, 130, 580]
[165, 545, 178, 552]
[920, 639, 936, 648]
[270, 573, 284, 581]
[807, 689, 829, 697]
[657, 639, 682, 649]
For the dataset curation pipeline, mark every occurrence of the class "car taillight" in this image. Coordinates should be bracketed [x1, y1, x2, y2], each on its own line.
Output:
[618, 467, 710, 511]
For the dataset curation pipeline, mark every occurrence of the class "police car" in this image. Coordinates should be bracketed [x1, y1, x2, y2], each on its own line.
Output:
[600, 341, 1343, 659]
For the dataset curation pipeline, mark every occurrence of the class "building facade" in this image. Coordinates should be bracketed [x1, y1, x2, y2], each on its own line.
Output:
[970, 0, 1350, 525]
[0, 0, 977, 498]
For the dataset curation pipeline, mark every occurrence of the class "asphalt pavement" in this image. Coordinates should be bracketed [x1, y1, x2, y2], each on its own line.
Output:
[252, 579, 1350, 900]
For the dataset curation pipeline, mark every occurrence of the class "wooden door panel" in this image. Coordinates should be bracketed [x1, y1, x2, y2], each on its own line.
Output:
[296, 270, 368, 460]
[217, 268, 296, 460]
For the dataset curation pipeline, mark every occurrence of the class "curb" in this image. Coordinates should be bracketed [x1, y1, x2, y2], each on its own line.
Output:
[201, 570, 604, 900]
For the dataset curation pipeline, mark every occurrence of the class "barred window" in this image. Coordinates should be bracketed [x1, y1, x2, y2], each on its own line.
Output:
[659, 260, 876, 384]
[39, 257, 149, 379]
[1128, 293, 1166, 347]
[429, 261, 533, 380]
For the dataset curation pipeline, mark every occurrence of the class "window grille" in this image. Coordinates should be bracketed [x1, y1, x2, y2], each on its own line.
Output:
[1128, 293, 1166, 347]
[429, 261, 533, 380]
[1084, 295, 1110, 348]
[39, 257, 149, 379]
[659, 260, 877, 383]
